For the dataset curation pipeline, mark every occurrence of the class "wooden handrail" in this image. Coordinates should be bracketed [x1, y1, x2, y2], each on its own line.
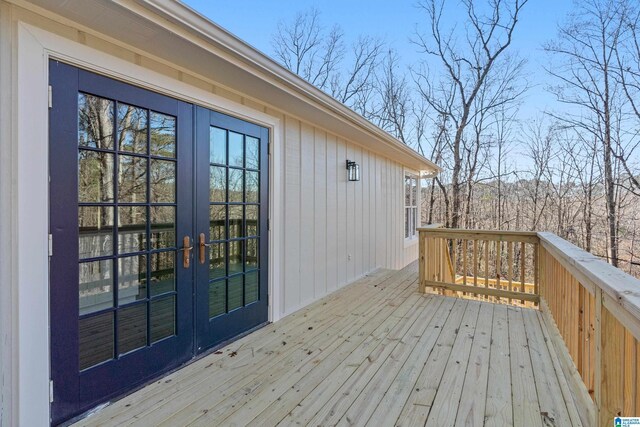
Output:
[418, 227, 640, 426]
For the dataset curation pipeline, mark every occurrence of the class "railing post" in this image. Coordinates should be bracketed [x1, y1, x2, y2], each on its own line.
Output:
[419, 230, 425, 293]
[594, 288, 602, 427]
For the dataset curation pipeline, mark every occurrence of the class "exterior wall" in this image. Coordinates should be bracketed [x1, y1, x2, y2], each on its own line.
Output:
[0, 2, 421, 424]
[278, 117, 410, 316]
[0, 3, 15, 426]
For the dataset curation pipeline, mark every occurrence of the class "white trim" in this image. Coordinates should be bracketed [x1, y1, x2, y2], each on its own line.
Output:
[15, 21, 284, 425]
[403, 169, 420, 243]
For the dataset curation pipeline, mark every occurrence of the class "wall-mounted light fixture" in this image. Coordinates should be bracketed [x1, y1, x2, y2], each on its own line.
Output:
[346, 160, 360, 181]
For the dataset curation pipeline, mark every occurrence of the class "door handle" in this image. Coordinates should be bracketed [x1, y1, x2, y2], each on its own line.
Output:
[179, 236, 194, 268]
[199, 233, 211, 265]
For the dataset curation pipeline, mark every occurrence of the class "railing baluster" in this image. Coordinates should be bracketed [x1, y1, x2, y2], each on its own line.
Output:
[508, 241, 513, 305]
[473, 239, 478, 288]
[520, 242, 525, 304]
[484, 240, 489, 299]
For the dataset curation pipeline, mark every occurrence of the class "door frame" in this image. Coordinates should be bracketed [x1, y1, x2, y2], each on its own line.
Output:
[12, 21, 283, 425]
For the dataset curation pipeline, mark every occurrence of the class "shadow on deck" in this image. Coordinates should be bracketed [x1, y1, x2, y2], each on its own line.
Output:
[75, 262, 587, 427]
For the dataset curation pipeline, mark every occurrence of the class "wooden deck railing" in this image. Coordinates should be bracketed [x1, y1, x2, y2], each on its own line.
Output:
[418, 226, 539, 304]
[418, 227, 640, 426]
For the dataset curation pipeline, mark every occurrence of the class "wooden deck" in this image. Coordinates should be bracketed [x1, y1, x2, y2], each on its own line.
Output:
[75, 262, 586, 427]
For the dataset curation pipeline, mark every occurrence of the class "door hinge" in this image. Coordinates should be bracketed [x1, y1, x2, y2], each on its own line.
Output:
[48, 85, 53, 109]
[49, 380, 54, 403]
[48, 234, 53, 257]
[268, 142, 271, 156]
[267, 218, 271, 231]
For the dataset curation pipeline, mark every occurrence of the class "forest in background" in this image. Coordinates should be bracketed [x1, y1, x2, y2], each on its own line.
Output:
[270, 0, 640, 278]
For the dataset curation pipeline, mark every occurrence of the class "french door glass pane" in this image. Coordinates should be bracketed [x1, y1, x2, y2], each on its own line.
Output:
[228, 206, 243, 239]
[117, 103, 148, 154]
[209, 280, 226, 318]
[118, 206, 147, 254]
[79, 312, 114, 370]
[209, 242, 226, 280]
[78, 93, 115, 150]
[210, 127, 226, 165]
[245, 271, 259, 304]
[246, 171, 259, 203]
[79, 206, 114, 259]
[245, 205, 258, 237]
[150, 112, 176, 158]
[151, 206, 175, 249]
[227, 275, 243, 311]
[118, 155, 147, 203]
[118, 304, 147, 355]
[79, 150, 115, 203]
[245, 136, 259, 169]
[150, 296, 175, 343]
[79, 260, 113, 315]
[228, 131, 243, 167]
[118, 255, 147, 304]
[210, 166, 226, 203]
[228, 169, 243, 203]
[150, 160, 176, 203]
[150, 251, 175, 296]
[209, 205, 226, 240]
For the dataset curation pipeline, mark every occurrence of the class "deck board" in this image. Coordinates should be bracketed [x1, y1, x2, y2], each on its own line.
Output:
[75, 262, 585, 427]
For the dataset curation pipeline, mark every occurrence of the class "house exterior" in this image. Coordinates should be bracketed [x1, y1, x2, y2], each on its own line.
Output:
[0, 0, 439, 425]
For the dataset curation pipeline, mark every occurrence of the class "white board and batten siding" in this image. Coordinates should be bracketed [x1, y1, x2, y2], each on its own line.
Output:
[279, 116, 415, 316]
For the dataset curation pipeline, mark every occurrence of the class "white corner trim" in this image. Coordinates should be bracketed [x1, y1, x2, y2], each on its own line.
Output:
[14, 19, 284, 425]
[16, 21, 50, 427]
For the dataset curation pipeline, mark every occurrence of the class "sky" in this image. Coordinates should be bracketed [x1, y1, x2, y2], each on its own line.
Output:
[183, 0, 575, 118]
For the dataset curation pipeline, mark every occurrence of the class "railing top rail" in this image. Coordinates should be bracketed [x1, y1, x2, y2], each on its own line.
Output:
[418, 223, 445, 229]
[417, 227, 538, 237]
[538, 231, 640, 323]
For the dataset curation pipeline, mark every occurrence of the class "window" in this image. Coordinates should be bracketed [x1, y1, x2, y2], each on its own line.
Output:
[405, 173, 419, 239]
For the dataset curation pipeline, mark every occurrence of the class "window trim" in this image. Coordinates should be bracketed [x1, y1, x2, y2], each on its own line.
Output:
[404, 169, 420, 243]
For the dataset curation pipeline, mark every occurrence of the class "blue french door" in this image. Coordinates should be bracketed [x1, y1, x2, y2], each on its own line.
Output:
[194, 109, 269, 352]
[49, 61, 269, 425]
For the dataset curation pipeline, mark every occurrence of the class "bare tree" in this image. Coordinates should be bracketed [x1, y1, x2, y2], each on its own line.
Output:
[545, 0, 629, 266]
[413, 0, 528, 229]
[272, 8, 383, 117]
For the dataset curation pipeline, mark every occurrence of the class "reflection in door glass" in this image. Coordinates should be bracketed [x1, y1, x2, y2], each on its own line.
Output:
[78, 93, 115, 150]
[117, 103, 148, 154]
[209, 205, 226, 241]
[245, 271, 259, 304]
[79, 150, 115, 203]
[150, 159, 176, 203]
[118, 255, 147, 304]
[150, 112, 176, 158]
[209, 280, 226, 318]
[75, 92, 179, 370]
[228, 275, 243, 311]
[150, 252, 175, 296]
[209, 166, 226, 203]
[118, 303, 147, 355]
[206, 122, 263, 318]
[79, 312, 114, 370]
[151, 296, 175, 343]
[79, 206, 114, 259]
[228, 205, 243, 239]
[79, 260, 114, 315]
[228, 169, 243, 203]
[118, 155, 148, 203]
[228, 131, 244, 167]
[151, 206, 175, 249]
[210, 127, 226, 165]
